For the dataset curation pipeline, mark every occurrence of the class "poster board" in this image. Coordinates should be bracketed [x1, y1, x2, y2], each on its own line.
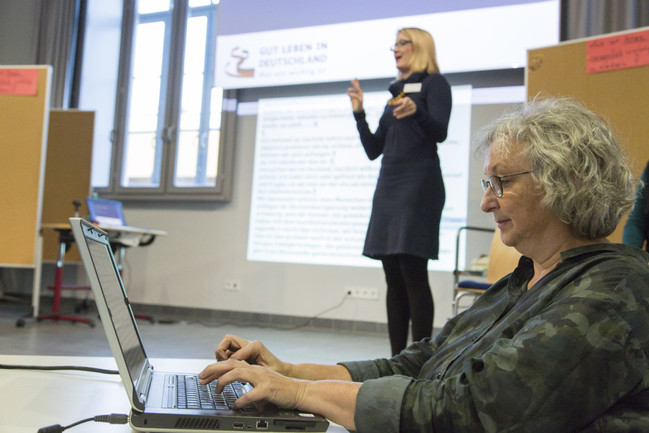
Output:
[41, 109, 95, 262]
[0, 66, 51, 267]
[527, 27, 649, 243]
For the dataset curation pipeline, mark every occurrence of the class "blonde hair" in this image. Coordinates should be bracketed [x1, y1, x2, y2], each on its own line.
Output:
[397, 27, 440, 78]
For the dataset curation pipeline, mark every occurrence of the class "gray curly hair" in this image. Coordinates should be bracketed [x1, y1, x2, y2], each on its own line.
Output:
[477, 97, 636, 240]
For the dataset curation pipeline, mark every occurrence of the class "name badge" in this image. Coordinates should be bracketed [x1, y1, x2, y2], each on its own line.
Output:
[403, 82, 422, 93]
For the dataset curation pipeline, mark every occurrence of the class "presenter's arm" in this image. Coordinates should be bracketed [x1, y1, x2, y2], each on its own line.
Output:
[415, 73, 452, 142]
[347, 79, 387, 160]
[346, 78, 364, 113]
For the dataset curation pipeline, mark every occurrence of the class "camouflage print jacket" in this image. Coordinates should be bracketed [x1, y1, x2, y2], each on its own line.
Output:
[341, 243, 649, 432]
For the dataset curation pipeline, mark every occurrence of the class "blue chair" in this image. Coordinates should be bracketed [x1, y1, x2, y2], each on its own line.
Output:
[452, 226, 521, 315]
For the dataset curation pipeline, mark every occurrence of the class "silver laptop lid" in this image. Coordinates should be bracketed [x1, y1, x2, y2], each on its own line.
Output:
[69, 217, 150, 411]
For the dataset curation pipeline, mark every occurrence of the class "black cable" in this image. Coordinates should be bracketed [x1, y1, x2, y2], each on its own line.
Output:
[0, 364, 118, 374]
[182, 291, 350, 331]
[290, 292, 349, 330]
[38, 413, 128, 433]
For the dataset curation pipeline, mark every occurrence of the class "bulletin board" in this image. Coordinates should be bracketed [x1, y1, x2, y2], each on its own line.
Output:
[41, 109, 95, 262]
[527, 27, 649, 243]
[0, 66, 51, 267]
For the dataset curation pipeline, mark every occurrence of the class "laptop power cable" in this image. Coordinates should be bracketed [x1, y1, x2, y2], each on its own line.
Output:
[0, 364, 119, 375]
[37, 413, 128, 433]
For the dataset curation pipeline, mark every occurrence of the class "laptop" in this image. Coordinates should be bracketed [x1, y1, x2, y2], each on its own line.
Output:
[86, 197, 127, 228]
[69, 217, 330, 432]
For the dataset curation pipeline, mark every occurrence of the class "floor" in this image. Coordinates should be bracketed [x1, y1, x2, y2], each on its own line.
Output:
[0, 295, 392, 365]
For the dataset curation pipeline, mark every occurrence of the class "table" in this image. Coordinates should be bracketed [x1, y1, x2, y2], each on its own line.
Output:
[28, 223, 166, 325]
[0, 355, 348, 433]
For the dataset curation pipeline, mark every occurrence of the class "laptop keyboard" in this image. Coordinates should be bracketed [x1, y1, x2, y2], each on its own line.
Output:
[176, 375, 254, 411]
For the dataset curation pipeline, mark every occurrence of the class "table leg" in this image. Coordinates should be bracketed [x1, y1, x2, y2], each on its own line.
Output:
[51, 240, 66, 314]
[35, 229, 94, 327]
[30, 234, 44, 317]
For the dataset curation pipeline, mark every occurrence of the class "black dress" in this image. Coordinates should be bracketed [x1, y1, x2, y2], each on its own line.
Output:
[353, 72, 452, 260]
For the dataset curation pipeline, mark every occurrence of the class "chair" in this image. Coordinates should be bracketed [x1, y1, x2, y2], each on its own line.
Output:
[452, 226, 522, 315]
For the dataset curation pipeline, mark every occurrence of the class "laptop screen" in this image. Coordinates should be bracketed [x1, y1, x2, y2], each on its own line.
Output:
[86, 197, 125, 227]
[86, 234, 148, 388]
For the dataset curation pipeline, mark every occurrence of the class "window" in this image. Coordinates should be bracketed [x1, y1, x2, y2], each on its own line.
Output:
[100, 0, 232, 200]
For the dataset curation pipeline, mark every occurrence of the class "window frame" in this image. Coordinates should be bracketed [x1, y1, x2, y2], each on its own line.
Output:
[95, 0, 234, 202]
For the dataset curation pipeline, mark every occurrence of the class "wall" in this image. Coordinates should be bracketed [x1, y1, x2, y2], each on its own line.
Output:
[0, 1, 514, 328]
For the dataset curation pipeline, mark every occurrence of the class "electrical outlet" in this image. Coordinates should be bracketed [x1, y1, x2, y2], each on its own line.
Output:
[346, 287, 379, 300]
[224, 280, 240, 291]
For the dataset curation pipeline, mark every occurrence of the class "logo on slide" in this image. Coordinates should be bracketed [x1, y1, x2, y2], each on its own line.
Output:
[226, 47, 255, 78]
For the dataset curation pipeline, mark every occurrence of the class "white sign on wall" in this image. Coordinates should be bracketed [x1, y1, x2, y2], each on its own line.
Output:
[216, 2, 559, 89]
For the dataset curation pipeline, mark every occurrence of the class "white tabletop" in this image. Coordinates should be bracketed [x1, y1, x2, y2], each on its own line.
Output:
[41, 223, 167, 238]
[0, 355, 347, 433]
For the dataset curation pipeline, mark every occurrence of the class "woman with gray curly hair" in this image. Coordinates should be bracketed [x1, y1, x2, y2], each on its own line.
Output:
[479, 97, 635, 241]
[199, 98, 649, 432]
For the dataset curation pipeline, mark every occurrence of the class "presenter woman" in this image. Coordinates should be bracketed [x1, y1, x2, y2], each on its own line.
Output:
[347, 28, 452, 355]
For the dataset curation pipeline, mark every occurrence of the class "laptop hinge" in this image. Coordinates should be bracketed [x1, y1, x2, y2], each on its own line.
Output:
[137, 363, 154, 404]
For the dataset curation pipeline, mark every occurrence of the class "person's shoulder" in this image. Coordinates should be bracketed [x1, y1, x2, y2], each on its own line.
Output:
[564, 243, 648, 264]
[559, 244, 648, 292]
[601, 244, 649, 272]
[421, 73, 450, 93]
[422, 72, 448, 85]
[420, 73, 451, 97]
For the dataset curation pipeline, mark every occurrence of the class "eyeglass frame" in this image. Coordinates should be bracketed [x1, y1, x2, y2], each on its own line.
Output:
[480, 171, 531, 198]
[390, 40, 412, 51]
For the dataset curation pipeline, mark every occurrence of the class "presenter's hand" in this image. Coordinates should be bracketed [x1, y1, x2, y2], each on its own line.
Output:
[199, 359, 307, 410]
[392, 96, 417, 119]
[213, 334, 289, 376]
[346, 79, 364, 113]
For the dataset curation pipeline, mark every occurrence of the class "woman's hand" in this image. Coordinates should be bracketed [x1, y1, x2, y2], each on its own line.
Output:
[201, 334, 359, 430]
[213, 334, 288, 376]
[392, 96, 417, 119]
[346, 78, 364, 113]
[199, 359, 307, 410]
[199, 359, 360, 430]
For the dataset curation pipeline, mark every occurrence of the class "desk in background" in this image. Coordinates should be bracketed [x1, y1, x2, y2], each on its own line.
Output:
[0, 355, 348, 433]
[27, 223, 166, 325]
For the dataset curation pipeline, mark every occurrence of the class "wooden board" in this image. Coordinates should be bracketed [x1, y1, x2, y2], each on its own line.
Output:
[0, 66, 51, 267]
[41, 109, 95, 262]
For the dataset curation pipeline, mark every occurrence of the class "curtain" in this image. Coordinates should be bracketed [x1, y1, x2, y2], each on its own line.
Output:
[36, 0, 81, 108]
[561, 0, 649, 41]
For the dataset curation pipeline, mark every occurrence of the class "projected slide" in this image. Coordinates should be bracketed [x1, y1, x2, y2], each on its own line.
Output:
[247, 86, 472, 270]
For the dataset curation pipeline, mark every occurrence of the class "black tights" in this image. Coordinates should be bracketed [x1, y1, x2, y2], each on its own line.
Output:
[381, 254, 434, 356]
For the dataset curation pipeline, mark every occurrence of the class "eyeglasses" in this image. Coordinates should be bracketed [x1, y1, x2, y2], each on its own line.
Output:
[390, 40, 412, 51]
[480, 171, 530, 198]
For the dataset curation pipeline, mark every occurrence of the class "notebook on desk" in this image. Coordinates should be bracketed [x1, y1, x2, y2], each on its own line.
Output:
[69, 217, 329, 432]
